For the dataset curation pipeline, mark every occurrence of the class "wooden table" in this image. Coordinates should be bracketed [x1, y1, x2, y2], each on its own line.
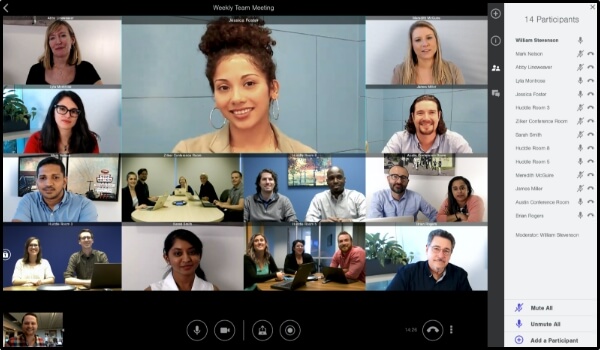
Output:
[256, 273, 365, 291]
[131, 195, 224, 222]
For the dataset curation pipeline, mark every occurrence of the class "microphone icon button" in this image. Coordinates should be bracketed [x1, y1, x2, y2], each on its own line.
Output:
[187, 320, 208, 341]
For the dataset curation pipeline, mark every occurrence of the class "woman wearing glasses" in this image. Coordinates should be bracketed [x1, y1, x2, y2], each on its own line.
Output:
[12, 237, 55, 286]
[24, 90, 100, 153]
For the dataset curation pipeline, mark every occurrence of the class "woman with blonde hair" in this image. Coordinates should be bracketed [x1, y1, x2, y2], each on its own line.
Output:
[391, 21, 464, 85]
[243, 233, 283, 290]
[172, 176, 194, 195]
[26, 20, 102, 85]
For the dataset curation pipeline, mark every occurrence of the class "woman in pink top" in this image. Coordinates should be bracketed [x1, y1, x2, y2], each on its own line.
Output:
[24, 90, 100, 154]
[437, 176, 485, 222]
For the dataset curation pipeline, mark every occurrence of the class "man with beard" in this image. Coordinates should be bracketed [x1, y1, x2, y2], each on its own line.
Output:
[64, 228, 109, 287]
[367, 165, 437, 222]
[386, 229, 472, 291]
[305, 166, 366, 222]
[330, 231, 366, 283]
[368, 165, 437, 222]
[5, 313, 45, 347]
[244, 169, 298, 222]
[12, 156, 98, 222]
[381, 94, 472, 153]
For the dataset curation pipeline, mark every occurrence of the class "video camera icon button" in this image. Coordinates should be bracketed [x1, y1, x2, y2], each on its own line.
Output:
[279, 320, 301, 341]
[214, 320, 235, 341]
[186, 320, 208, 342]
[252, 320, 273, 341]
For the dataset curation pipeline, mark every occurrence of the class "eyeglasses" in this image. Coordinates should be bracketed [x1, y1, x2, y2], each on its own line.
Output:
[430, 246, 452, 256]
[80, 236, 93, 240]
[54, 105, 81, 118]
[388, 174, 409, 182]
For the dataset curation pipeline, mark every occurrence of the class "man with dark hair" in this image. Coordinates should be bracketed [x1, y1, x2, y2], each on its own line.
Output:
[64, 228, 109, 287]
[214, 170, 244, 222]
[5, 313, 44, 347]
[386, 229, 472, 291]
[244, 169, 297, 222]
[330, 231, 366, 283]
[135, 168, 157, 205]
[382, 94, 472, 153]
[305, 166, 366, 222]
[368, 165, 437, 222]
[12, 156, 98, 222]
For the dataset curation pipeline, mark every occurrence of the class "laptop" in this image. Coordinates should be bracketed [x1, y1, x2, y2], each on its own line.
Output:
[270, 263, 313, 291]
[201, 200, 218, 208]
[363, 216, 414, 223]
[185, 192, 201, 202]
[174, 188, 187, 196]
[145, 195, 168, 211]
[89, 263, 122, 289]
[322, 266, 356, 284]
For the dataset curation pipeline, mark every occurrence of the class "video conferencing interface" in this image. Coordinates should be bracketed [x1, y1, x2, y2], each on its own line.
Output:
[2, 3, 596, 347]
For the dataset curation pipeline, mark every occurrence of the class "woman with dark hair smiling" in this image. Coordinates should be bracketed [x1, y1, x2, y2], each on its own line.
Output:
[12, 237, 55, 286]
[283, 239, 317, 275]
[145, 229, 218, 291]
[172, 16, 315, 153]
[24, 90, 100, 153]
[436, 176, 485, 222]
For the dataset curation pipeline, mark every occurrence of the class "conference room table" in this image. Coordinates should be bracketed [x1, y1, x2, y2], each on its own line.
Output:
[3, 285, 121, 291]
[256, 273, 366, 291]
[131, 195, 224, 222]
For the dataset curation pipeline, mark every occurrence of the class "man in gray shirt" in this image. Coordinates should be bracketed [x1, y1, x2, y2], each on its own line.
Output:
[382, 94, 472, 153]
[244, 169, 298, 222]
[64, 228, 108, 287]
[213, 170, 244, 222]
[305, 166, 366, 222]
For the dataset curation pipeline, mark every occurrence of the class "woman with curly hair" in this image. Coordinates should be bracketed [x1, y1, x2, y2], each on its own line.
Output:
[172, 17, 316, 153]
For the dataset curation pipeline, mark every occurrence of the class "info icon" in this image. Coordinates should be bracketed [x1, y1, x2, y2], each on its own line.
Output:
[279, 320, 301, 341]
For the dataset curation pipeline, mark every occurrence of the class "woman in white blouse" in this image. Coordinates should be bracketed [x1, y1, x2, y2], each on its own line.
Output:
[12, 237, 55, 286]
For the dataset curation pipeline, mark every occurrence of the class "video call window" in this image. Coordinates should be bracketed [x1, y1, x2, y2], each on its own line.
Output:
[120, 16, 365, 153]
[3, 312, 64, 347]
[2, 17, 122, 86]
[17, 154, 121, 201]
[365, 17, 488, 86]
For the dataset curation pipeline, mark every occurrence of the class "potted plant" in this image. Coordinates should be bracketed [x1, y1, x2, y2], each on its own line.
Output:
[365, 232, 414, 275]
[3, 85, 37, 133]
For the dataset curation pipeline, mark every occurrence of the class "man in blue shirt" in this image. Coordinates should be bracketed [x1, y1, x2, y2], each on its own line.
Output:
[12, 156, 98, 222]
[368, 165, 437, 222]
[386, 229, 472, 291]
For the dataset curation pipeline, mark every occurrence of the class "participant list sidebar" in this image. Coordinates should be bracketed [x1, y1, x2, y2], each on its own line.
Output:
[504, 3, 597, 347]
